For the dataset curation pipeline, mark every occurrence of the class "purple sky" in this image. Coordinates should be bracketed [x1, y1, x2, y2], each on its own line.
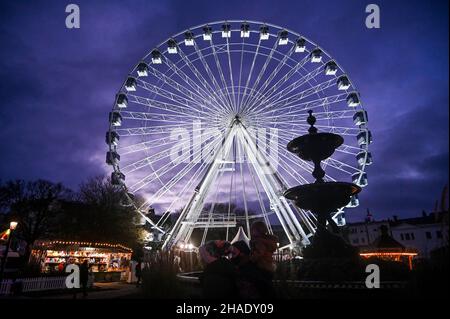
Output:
[0, 0, 448, 222]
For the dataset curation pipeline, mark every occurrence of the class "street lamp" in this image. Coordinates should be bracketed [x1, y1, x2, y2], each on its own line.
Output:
[0, 221, 18, 284]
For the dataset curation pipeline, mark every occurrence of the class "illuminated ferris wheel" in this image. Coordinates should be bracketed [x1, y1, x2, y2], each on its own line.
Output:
[106, 20, 372, 250]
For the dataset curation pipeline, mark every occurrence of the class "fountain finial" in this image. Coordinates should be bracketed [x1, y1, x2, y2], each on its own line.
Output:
[307, 110, 318, 134]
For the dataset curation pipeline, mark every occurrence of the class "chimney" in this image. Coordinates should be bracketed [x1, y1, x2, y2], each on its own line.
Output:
[365, 208, 373, 223]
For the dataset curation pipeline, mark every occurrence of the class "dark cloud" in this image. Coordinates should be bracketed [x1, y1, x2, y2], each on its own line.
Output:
[0, 0, 448, 222]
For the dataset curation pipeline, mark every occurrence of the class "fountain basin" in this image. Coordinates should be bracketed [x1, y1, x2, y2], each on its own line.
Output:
[287, 132, 343, 162]
[284, 182, 361, 214]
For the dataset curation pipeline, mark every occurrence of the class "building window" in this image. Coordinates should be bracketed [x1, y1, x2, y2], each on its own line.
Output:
[411, 233, 415, 240]
[437, 231, 443, 239]
[353, 238, 359, 244]
[401, 233, 404, 240]
[405, 233, 410, 240]
[426, 232, 432, 239]
[361, 238, 365, 243]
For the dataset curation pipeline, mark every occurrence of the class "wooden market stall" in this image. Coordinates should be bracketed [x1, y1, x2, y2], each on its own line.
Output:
[30, 240, 133, 282]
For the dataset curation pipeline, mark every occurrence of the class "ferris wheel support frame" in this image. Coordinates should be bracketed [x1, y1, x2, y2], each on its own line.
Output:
[162, 117, 313, 250]
[237, 122, 312, 248]
[162, 120, 238, 249]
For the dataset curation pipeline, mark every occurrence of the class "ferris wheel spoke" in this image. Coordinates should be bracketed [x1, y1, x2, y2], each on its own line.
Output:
[245, 128, 314, 184]
[240, 37, 262, 114]
[277, 147, 337, 182]
[262, 65, 324, 108]
[275, 150, 322, 183]
[245, 129, 315, 184]
[244, 45, 297, 114]
[257, 121, 360, 137]
[126, 93, 210, 120]
[121, 129, 223, 174]
[145, 62, 224, 114]
[115, 122, 196, 137]
[252, 93, 348, 119]
[118, 126, 221, 156]
[151, 155, 212, 225]
[276, 130, 362, 156]
[250, 55, 323, 111]
[225, 35, 238, 112]
[136, 79, 225, 119]
[171, 47, 231, 114]
[335, 144, 361, 156]
[141, 144, 216, 210]
[257, 109, 355, 125]
[241, 38, 279, 113]
[120, 111, 201, 124]
[118, 136, 173, 155]
[237, 35, 245, 111]
[192, 41, 236, 110]
[209, 37, 235, 111]
[130, 132, 224, 193]
[324, 157, 363, 175]
[252, 77, 339, 117]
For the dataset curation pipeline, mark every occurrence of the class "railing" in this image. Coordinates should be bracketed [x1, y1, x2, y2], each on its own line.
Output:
[0, 276, 67, 295]
[176, 272, 408, 290]
[272, 280, 408, 289]
[0, 280, 13, 295]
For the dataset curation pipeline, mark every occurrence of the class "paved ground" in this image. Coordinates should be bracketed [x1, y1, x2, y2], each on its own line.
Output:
[50, 282, 143, 299]
[0, 282, 144, 299]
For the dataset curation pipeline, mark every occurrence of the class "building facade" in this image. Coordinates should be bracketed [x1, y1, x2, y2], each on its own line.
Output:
[344, 211, 449, 258]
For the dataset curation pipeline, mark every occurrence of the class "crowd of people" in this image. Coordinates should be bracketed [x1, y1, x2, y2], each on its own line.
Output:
[198, 221, 279, 299]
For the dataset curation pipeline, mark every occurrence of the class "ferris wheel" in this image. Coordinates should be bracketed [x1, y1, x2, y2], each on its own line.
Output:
[106, 20, 372, 250]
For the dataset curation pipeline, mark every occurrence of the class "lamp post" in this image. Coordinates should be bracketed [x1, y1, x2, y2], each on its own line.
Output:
[0, 221, 18, 284]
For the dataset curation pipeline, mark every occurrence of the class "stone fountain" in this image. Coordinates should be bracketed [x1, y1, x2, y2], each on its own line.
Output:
[284, 110, 361, 261]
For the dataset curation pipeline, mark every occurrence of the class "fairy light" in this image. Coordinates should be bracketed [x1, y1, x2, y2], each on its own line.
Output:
[359, 250, 418, 270]
[38, 240, 132, 252]
[359, 252, 417, 257]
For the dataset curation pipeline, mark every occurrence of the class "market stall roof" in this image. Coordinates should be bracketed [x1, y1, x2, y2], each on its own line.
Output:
[358, 225, 417, 270]
[32, 240, 133, 253]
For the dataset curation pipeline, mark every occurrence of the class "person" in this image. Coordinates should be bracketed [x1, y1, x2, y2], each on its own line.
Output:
[135, 261, 142, 286]
[79, 260, 89, 298]
[230, 240, 251, 268]
[58, 262, 64, 273]
[199, 240, 238, 299]
[237, 221, 279, 299]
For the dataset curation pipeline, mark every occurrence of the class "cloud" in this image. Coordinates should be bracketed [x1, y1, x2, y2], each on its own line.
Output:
[0, 0, 448, 223]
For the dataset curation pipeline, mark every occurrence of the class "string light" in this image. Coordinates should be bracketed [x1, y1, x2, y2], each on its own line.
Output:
[359, 252, 417, 257]
[37, 240, 132, 252]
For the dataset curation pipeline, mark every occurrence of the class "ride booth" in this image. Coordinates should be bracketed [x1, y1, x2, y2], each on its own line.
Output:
[30, 240, 133, 282]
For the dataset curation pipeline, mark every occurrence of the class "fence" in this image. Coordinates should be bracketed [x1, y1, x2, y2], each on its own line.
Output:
[0, 276, 67, 295]
[176, 272, 409, 298]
